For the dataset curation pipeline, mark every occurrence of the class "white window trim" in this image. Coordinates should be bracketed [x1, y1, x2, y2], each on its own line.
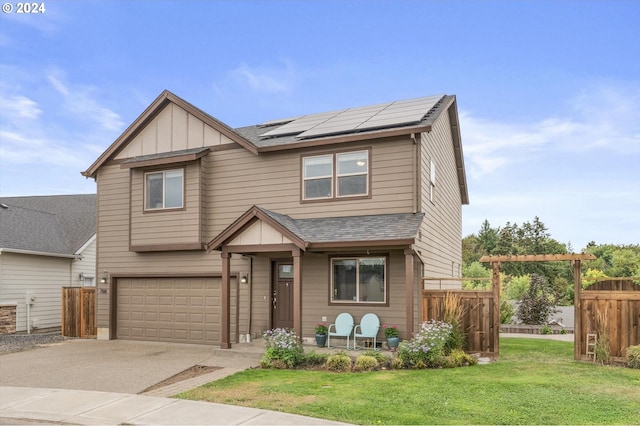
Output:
[144, 168, 184, 210]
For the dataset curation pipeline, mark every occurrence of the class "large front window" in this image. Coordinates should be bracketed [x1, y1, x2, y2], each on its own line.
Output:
[331, 256, 386, 304]
[145, 169, 184, 210]
[302, 150, 369, 200]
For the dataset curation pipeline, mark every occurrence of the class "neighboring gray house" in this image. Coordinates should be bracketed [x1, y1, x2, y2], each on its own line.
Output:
[0, 194, 96, 333]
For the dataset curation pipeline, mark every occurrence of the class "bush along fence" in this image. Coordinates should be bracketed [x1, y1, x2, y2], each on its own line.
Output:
[425, 254, 639, 363]
[421, 278, 498, 358]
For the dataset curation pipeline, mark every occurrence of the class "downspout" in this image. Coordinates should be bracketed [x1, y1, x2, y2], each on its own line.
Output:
[248, 256, 253, 339]
[411, 133, 418, 214]
[26, 298, 31, 334]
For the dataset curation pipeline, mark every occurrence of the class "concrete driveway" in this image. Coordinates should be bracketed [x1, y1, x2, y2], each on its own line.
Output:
[0, 339, 255, 394]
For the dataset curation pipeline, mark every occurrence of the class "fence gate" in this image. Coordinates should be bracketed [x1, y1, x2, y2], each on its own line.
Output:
[62, 287, 96, 338]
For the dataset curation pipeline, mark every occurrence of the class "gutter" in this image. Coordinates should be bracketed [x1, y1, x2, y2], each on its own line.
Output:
[0, 248, 81, 259]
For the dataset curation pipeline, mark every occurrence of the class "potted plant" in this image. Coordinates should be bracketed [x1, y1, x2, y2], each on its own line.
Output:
[315, 322, 328, 347]
[383, 324, 399, 351]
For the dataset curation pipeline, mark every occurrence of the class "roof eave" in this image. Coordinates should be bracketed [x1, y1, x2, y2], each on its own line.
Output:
[307, 238, 415, 250]
[0, 247, 81, 259]
[256, 124, 433, 153]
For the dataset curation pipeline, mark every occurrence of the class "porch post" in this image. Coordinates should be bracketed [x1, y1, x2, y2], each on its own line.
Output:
[404, 248, 414, 337]
[292, 248, 302, 339]
[220, 250, 231, 349]
[573, 260, 582, 360]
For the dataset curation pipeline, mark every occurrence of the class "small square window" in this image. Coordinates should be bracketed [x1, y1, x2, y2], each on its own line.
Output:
[145, 169, 184, 210]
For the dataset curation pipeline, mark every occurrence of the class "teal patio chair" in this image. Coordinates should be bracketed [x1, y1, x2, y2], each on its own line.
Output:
[353, 313, 381, 350]
[327, 313, 355, 349]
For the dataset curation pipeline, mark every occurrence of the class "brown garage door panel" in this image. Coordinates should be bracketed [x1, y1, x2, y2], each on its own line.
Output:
[117, 278, 221, 345]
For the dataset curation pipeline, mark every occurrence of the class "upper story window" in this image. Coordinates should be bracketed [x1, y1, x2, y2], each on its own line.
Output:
[145, 168, 184, 210]
[302, 149, 369, 201]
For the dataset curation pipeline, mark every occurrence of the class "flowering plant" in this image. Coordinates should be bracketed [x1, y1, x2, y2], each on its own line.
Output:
[315, 322, 328, 334]
[383, 324, 399, 338]
[261, 328, 304, 369]
[397, 320, 453, 368]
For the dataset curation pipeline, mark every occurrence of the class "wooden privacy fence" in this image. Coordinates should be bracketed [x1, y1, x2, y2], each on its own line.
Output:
[578, 279, 640, 359]
[422, 276, 499, 357]
[62, 287, 96, 338]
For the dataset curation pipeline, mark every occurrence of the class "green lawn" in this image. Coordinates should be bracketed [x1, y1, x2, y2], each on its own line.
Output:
[177, 338, 640, 425]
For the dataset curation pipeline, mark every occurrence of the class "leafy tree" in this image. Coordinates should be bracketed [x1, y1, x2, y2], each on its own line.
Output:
[504, 275, 530, 301]
[477, 219, 499, 254]
[516, 274, 558, 325]
[462, 234, 481, 265]
[462, 261, 491, 289]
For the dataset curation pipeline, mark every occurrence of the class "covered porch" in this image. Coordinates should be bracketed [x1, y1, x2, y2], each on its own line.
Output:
[207, 205, 425, 349]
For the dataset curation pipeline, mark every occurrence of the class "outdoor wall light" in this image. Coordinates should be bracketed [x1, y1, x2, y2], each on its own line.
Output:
[79, 272, 84, 281]
[100, 271, 109, 285]
[240, 274, 249, 284]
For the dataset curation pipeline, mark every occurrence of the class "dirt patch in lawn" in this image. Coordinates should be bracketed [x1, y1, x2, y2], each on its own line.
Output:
[142, 365, 222, 393]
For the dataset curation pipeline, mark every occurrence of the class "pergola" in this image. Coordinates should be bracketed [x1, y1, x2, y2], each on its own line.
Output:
[479, 253, 597, 360]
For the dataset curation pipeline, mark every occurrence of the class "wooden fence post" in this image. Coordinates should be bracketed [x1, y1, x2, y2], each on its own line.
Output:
[573, 260, 582, 360]
[492, 262, 501, 357]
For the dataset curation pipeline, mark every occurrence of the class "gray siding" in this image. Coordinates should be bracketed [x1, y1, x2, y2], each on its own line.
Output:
[0, 252, 69, 332]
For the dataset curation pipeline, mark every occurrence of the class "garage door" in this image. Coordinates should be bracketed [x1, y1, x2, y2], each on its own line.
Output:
[116, 277, 220, 344]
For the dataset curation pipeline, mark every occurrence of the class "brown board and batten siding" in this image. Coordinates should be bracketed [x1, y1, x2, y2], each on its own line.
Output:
[416, 111, 464, 289]
[114, 102, 236, 159]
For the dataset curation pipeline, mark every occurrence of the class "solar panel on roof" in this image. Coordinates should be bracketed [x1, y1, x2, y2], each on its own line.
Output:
[258, 94, 444, 139]
[259, 110, 345, 137]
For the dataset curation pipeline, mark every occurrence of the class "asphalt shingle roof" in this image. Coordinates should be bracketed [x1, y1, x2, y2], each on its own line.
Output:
[0, 194, 96, 255]
[256, 206, 424, 244]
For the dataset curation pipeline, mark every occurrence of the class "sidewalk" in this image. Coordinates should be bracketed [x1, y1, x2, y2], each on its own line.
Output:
[0, 386, 346, 425]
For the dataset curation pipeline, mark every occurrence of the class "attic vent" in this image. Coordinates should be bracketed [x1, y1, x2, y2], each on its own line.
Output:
[0, 203, 8, 209]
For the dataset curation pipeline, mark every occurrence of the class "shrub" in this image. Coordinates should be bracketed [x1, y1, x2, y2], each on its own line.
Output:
[443, 292, 466, 352]
[516, 274, 558, 325]
[442, 349, 478, 368]
[390, 356, 404, 370]
[595, 308, 610, 364]
[260, 328, 305, 369]
[304, 350, 329, 367]
[397, 320, 452, 368]
[540, 325, 552, 335]
[626, 345, 640, 369]
[362, 349, 387, 364]
[326, 351, 352, 372]
[354, 355, 379, 372]
[500, 299, 514, 324]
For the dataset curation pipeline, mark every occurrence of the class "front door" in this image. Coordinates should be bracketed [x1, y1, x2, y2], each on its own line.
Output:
[272, 260, 294, 329]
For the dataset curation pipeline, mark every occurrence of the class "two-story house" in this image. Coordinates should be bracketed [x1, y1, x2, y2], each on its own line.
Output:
[82, 90, 468, 348]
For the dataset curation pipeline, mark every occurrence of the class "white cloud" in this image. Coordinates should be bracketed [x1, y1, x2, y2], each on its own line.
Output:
[229, 60, 297, 95]
[0, 94, 42, 120]
[460, 83, 640, 179]
[47, 71, 125, 131]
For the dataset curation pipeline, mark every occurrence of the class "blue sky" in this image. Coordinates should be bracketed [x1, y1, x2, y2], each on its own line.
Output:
[1, 0, 638, 250]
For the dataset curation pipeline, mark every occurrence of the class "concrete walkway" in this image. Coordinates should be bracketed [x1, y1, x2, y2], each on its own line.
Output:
[0, 386, 346, 425]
